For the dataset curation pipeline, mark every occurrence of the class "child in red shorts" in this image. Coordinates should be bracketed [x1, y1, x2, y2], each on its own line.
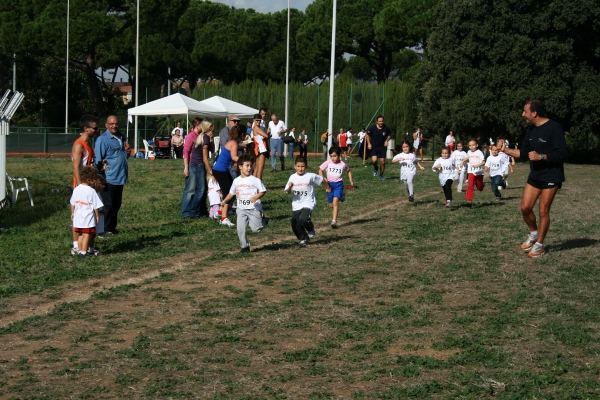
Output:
[70, 166, 103, 258]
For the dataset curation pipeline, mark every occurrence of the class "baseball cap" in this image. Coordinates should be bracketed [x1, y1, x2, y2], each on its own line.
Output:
[229, 114, 240, 121]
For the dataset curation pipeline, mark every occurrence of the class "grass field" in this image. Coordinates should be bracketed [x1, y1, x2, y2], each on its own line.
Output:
[1, 155, 599, 399]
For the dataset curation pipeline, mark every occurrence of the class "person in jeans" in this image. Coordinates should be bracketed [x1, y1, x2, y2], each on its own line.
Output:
[268, 114, 287, 171]
[180, 118, 211, 218]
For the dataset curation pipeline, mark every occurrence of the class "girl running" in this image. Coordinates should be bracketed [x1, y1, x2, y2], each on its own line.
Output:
[432, 147, 457, 207]
[392, 141, 424, 202]
[319, 147, 354, 228]
[459, 139, 486, 206]
[251, 113, 269, 179]
[452, 142, 467, 192]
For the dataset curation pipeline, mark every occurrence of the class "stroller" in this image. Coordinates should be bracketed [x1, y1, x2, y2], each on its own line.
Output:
[154, 136, 172, 159]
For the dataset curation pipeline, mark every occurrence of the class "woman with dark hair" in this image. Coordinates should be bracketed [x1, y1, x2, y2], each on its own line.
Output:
[210, 124, 243, 227]
[180, 117, 207, 218]
[251, 113, 269, 179]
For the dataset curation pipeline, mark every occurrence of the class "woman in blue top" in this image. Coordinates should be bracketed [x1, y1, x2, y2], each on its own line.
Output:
[210, 124, 242, 227]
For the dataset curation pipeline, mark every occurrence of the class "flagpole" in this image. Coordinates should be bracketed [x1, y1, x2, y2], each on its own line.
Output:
[65, 0, 69, 134]
[284, 0, 290, 155]
[134, 0, 139, 153]
[327, 0, 337, 160]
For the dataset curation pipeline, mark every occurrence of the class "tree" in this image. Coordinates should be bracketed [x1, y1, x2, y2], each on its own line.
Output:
[297, 0, 437, 83]
[418, 0, 600, 145]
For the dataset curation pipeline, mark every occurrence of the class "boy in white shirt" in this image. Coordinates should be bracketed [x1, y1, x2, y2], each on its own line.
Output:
[285, 157, 331, 247]
[459, 139, 486, 206]
[451, 142, 468, 192]
[70, 166, 103, 258]
[221, 154, 268, 253]
[496, 137, 514, 188]
[485, 145, 508, 200]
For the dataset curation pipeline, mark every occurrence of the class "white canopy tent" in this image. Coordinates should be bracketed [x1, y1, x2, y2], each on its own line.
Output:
[198, 96, 259, 119]
[126, 94, 259, 153]
[126, 93, 224, 152]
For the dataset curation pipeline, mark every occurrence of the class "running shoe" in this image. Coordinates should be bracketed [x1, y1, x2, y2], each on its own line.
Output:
[527, 242, 544, 258]
[446, 200, 451, 208]
[71, 247, 78, 256]
[379, 174, 384, 180]
[78, 253, 87, 259]
[307, 230, 316, 239]
[331, 220, 338, 228]
[496, 197, 502, 201]
[240, 246, 251, 253]
[503, 180, 508, 188]
[97, 232, 113, 238]
[373, 169, 378, 177]
[220, 218, 235, 227]
[262, 216, 269, 228]
[298, 240, 307, 247]
[87, 248, 100, 257]
[466, 201, 472, 207]
[457, 189, 463, 193]
[409, 195, 414, 202]
[520, 232, 539, 252]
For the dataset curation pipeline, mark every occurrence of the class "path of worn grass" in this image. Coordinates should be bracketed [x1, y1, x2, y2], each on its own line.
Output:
[1, 157, 599, 398]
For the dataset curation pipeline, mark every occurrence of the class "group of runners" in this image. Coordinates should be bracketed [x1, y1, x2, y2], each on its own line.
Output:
[68, 100, 566, 259]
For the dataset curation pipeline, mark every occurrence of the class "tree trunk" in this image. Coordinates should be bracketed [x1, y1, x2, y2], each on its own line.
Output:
[83, 50, 107, 118]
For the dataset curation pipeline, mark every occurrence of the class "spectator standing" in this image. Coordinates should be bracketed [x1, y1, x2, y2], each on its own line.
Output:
[268, 114, 287, 171]
[95, 115, 130, 236]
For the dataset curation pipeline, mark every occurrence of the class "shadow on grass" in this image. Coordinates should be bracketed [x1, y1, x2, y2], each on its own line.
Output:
[253, 235, 359, 252]
[104, 230, 190, 253]
[454, 201, 505, 209]
[549, 238, 600, 252]
[344, 217, 382, 227]
[412, 200, 440, 206]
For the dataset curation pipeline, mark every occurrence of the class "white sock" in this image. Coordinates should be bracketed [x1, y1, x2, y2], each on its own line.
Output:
[78, 251, 86, 255]
[73, 241, 78, 249]
[535, 242, 543, 247]
[531, 230, 538, 237]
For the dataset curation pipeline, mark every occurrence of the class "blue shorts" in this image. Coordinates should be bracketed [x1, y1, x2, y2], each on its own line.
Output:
[327, 181, 345, 203]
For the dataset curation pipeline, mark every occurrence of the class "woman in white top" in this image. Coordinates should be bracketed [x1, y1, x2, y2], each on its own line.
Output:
[445, 131, 456, 152]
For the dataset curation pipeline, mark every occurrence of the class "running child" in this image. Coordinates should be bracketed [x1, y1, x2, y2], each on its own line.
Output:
[432, 147, 457, 207]
[285, 156, 331, 247]
[319, 147, 354, 228]
[70, 166, 103, 258]
[485, 145, 508, 201]
[392, 141, 424, 202]
[497, 137, 514, 188]
[459, 139, 486, 206]
[452, 142, 468, 192]
[207, 176, 223, 219]
[221, 153, 268, 253]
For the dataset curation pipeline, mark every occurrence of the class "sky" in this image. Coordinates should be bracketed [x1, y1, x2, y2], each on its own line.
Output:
[210, 0, 313, 13]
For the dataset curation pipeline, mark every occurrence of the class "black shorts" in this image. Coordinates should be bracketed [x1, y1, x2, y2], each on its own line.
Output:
[371, 147, 387, 158]
[527, 179, 562, 190]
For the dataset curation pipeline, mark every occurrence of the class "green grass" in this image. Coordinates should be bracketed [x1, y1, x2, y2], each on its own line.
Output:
[1, 156, 600, 398]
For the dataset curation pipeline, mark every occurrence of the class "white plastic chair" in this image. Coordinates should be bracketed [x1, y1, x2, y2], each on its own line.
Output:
[142, 139, 151, 159]
[6, 173, 34, 206]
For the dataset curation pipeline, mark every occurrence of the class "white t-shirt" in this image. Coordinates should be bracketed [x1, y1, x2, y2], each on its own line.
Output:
[445, 135, 455, 146]
[467, 150, 485, 175]
[70, 185, 103, 229]
[207, 179, 222, 206]
[268, 120, 287, 139]
[392, 152, 418, 180]
[485, 154, 507, 177]
[452, 150, 468, 171]
[358, 131, 366, 144]
[346, 131, 353, 144]
[229, 175, 267, 212]
[499, 151, 511, 173]
[432, 157, 457, 185]
[285, 172, 324, 211]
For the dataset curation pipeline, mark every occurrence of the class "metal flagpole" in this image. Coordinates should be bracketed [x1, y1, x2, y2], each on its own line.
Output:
[284, 0, 290, 156]
[327, 0, 337, 160]
[65, 0, 69, 134]
[134, 0, 140, 153]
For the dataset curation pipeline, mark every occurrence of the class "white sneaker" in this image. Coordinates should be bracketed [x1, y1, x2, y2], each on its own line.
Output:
[528, 242, 545, 258]
[520, 232, 538, 252]
[331, 220, 338, 228]
[220, 218, 235, 227]
[307, 230, 316, 239]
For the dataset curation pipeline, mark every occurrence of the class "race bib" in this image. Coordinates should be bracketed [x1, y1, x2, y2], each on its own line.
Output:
[293, 189, 309, 198]
[237, 197, 254, 210]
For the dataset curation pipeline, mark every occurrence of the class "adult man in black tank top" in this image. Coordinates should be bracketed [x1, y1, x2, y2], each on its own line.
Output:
[500, 100, 567, 258]
[366, 115, 392, 180]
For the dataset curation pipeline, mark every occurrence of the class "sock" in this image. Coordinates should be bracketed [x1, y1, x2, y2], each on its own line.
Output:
[221, 217, 227, 221]
[73, 241, 78, 249]
[531, 230, 538, 237]
[218, 210, 222, 216]
[534, 242, 543, 247]
[78, 251, 86, 255]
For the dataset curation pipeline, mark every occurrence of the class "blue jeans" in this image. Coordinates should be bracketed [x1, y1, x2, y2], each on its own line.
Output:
[180, 163, 206, 218]
[287, 142, 295, 158]
[270, 138, 284, 169]
[490, 175, 503, 198]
